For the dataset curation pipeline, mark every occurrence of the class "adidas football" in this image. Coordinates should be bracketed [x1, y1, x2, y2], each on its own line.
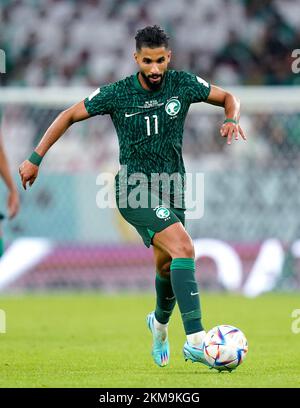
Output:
[203, 325, 248, 372]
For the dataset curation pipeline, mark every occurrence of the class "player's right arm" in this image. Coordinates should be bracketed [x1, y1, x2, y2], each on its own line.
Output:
[19, 100, 90, 190]
[19, 83, 115, 190]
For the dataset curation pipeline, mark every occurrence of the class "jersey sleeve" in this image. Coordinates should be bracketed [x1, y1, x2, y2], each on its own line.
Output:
[181, 71, 211, 104]
[84, 83, 115, 116]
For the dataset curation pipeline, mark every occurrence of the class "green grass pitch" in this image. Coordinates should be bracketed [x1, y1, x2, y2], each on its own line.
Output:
[0, 292, 300, 388]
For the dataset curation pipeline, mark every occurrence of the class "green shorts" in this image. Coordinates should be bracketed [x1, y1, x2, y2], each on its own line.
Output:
[116, 189, 185, 248]
[0, 212, 4, 221]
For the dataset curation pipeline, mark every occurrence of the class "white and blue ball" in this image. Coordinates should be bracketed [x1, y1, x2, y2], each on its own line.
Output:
[203, 325, 248, 372]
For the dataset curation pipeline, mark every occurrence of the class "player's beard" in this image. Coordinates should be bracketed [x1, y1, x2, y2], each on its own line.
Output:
[141, 71, 165, 91]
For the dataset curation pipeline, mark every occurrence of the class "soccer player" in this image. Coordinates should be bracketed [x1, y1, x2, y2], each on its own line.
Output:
[19, 25, 246, 368]
[0, 127, 20, 257]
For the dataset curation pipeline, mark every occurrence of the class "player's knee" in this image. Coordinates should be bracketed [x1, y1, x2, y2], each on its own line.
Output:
[171, 237, 195, 259]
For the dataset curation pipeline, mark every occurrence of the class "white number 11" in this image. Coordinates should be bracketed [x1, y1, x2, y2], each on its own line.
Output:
[144, 115, 158, 136]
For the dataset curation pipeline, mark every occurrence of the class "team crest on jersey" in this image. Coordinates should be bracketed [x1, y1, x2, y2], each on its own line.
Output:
[165, 98, 181, 116]
[155, 207, 170, 219]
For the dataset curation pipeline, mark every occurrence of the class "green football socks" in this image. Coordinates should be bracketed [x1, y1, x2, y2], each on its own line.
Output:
[170, 258, 204, 335]
[155, 272, 176, 324]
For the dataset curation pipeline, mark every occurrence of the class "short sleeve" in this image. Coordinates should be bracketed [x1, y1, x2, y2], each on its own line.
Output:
[84, 83, 115, 116]
[181, 72, 211, 104]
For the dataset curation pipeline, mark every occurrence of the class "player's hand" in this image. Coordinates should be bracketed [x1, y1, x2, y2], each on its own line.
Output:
[220, 122, 246, 145]
[19, 160, 39, 190]
[7, 189, 20, 218]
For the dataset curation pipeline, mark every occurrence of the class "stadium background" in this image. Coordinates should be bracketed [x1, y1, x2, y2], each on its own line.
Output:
[0, 0, 300, 295]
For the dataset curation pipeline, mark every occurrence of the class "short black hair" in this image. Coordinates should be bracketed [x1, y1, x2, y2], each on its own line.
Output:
[135, 25, 169, 51]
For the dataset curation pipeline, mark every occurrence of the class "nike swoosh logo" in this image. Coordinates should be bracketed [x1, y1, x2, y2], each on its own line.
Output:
[191, 292, 199, 296]
[165, 296, 176, 300]
[125, 112, 142, 117]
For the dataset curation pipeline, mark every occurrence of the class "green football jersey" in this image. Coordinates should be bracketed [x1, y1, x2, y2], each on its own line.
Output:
[84, 70, 210, 200]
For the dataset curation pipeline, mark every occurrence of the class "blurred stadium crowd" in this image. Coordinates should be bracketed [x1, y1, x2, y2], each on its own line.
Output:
[0, 0, 300, 87]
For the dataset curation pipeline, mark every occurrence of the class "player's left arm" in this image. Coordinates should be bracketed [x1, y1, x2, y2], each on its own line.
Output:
[206, 85, 246, 145]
